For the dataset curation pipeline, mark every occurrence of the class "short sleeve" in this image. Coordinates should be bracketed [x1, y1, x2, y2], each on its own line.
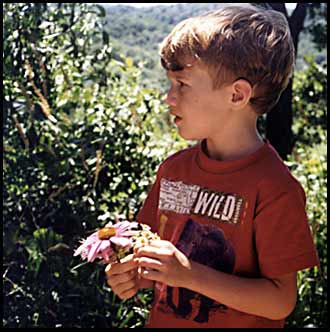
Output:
[136, 164, 163, 233]
[254, 182, 320, 278]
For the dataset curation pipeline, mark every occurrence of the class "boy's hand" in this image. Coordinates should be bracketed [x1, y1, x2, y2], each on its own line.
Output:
[135, 240, 191, 288]
[105, 254, 139, 300]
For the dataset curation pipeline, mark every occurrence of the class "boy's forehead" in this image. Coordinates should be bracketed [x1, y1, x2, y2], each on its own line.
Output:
[166, 64, 207, 80]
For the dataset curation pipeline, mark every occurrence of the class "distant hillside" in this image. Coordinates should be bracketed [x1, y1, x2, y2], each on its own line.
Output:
[103, 3, 250, 91]
[102, 3, 324, 92]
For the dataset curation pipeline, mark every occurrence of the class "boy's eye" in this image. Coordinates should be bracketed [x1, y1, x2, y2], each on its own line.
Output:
[177, 80, 185, 87]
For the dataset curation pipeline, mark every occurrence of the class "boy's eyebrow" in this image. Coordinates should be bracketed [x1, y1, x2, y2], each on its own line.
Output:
[166, 71, 190, 80]
[176, 74, 189, 80]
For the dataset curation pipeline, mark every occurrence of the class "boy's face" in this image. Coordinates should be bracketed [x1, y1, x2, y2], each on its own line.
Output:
[165, 64, 233, 141]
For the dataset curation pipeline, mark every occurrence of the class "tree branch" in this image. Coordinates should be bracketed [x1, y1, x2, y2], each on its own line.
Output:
[285, 3, 308, 56]
[268, 3, 288, 17]
[12, 115, 29, 151]
[289, 3, 308, 40]
[24, 60, 52, 118]
[93, 140, 106, 189]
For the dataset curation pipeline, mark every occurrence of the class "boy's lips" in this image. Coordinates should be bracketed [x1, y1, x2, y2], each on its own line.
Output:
[174, 116, 182, 125]
[171, 114, 183, 125]
[170, 111, 183, 123]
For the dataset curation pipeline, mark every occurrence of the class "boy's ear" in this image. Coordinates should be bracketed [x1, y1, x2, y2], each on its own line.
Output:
[230, 79, 253, 108]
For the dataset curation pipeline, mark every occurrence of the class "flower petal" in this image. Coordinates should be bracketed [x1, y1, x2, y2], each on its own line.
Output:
[110, 236, 132, 247]
[99, 240, 112, 250]
[116, 221, 131, 231]
[98, 244, 113, 263]
[73, 243, 86, 256]
[87, 240, 102, 262]
[83, 232, 99, 244]
[120, 230, 138, 237]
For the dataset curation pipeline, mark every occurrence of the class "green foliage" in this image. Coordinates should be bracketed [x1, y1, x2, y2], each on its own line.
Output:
[292, 56, 327, 146]
[306, 3, 327, 51]
[3, 3, 186, 328]
[3, 3, 326, 329]
[285, 142, 327, 328]
[285, 59, 327, 328]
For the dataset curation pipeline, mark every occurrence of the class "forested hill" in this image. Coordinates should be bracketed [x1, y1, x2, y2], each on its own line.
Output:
[103, 3, 248, 90]
[102, 3, 322, 91]
[104, 3, 239, 52]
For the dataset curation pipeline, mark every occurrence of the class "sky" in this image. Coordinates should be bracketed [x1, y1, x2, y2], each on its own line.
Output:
[105, 3, 297, 10]
[105, 3, 180, 7]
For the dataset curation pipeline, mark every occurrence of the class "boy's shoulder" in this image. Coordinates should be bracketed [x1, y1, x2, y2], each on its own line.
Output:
[256, 144, 306, 200]
[159, 143, 198, 171]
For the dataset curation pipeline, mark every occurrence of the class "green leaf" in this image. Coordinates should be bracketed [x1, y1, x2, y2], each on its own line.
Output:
[95, 4, 106, 17]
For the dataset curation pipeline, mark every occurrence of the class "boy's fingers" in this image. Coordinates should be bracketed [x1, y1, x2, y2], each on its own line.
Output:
[137, 257, 163, 271]
[119, 285, 139, 300]
[148, 240, 170, 248]
[120, 253, 134, 263]
[113, 277, 137, 295]
[105, 258, 138, 276]
[140, 268, 163, 283]
[106, 269, 137, 287]
[136, 246, 170, 259]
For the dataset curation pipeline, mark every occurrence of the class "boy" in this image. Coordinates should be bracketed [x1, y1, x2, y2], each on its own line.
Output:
[105, 5, 319, 328]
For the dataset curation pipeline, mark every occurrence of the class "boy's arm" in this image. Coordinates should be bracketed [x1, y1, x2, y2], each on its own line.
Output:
[136, 240, 297, 321]
[187, 261, 297, 321]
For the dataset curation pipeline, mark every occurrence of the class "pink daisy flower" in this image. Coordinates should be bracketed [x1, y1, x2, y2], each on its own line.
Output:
[73, 221, 139, 264]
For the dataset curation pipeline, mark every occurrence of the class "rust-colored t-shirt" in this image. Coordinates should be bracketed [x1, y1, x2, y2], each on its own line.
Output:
[137, 140, 319, 328]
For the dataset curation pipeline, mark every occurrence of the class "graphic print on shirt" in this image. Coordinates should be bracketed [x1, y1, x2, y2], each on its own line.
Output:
[158, 218, 236, 323]
[159, 178, 245, 225]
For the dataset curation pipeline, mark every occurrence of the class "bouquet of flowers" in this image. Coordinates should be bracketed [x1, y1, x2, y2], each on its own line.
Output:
[74, 219, 160, 264]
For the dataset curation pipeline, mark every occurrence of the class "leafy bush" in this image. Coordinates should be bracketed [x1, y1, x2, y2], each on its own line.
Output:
[3, 3, 326, 329]
[292, 56, 327, 146]
[285, 58, 327, 328]
[3, 3, 185, 328]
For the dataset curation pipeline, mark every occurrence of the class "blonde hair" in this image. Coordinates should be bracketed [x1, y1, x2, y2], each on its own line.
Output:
[159, 6, 295, 114]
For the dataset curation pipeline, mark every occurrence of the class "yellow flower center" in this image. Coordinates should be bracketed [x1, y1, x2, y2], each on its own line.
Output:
[98, 227, 117, 240]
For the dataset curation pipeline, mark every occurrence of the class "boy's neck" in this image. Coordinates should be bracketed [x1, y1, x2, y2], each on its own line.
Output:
[204, 128, 264, 162]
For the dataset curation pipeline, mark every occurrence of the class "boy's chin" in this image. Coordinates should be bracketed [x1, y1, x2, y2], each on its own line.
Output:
[178, 131, 203, 142]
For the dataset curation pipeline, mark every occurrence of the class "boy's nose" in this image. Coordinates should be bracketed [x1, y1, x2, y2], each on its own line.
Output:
[164, 89, 177, 107]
